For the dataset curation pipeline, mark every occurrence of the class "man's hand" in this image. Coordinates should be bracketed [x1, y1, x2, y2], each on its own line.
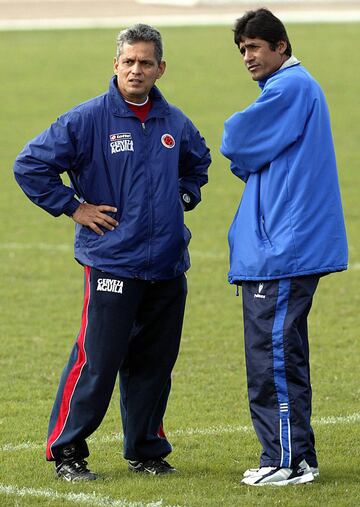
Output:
[71, 203, 118, 236]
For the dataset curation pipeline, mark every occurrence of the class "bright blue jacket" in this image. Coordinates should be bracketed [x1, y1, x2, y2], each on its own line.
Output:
[221, 62, 348, 282]
[14, 77, 210, 280]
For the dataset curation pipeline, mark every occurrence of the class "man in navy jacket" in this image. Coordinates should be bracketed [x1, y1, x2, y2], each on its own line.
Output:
[14, 24, 210, 481]
[221, 9, 347, 486]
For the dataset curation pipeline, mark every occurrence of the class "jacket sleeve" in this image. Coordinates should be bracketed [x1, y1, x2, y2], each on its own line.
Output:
[13, 111, 85, 217]
[178, 118, 211, 211]
[230, 161, 250, 183]
[220, 75, 309, 173]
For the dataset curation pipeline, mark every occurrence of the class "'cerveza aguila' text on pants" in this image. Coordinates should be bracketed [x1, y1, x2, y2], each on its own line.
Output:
[46, 266, 187, 462]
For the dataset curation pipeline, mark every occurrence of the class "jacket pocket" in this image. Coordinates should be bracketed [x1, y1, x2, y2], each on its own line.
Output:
[259, 215, 272, 248]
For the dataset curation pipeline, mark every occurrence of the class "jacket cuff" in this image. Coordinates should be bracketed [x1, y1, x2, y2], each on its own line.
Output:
[63, 198, 81, 217]
[180, 190, 198, 211]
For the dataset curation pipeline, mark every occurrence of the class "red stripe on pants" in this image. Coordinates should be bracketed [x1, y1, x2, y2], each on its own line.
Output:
[46, 266, 91, 460]
[158, 422, 166, 439]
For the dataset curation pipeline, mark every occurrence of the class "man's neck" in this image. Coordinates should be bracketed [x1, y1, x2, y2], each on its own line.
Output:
[279, 55, 301, 71]
[124, 97, 149, 107]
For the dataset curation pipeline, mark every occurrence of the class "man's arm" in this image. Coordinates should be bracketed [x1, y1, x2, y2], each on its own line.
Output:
[178, 119, 211, 211]
[230, 161, 250, 183]
[14, 113, 117, 235]
[220, 76, 309, 173]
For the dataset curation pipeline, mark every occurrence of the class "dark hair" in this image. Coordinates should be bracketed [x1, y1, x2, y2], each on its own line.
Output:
[116, 23, 163, 63]
[233, 8, 292, 56]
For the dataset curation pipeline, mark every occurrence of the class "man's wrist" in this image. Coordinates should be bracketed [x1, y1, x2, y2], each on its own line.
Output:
[64, 199, 81, 217]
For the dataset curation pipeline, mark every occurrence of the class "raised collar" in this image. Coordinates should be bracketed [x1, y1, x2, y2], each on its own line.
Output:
[258, 55, 301, 89]
[279, 55, 301, 71]
[108, 76, 169, 118]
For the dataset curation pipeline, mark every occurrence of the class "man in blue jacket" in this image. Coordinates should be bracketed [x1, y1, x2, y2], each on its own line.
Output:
[14, 24, 210, 481]
[221, 9, 347, 486]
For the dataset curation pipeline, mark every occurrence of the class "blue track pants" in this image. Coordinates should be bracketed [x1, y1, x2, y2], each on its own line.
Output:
[242, 276, 319, 468]
[46, 266, 187, 462]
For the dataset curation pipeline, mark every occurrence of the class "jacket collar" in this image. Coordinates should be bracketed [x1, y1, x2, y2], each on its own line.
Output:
[108, 76, 169, 118]
[258, 55, 301, 89]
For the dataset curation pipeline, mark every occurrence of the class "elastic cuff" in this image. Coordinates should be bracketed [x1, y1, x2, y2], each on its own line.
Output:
[180, 190, 198, 211]
[63, 198, 81, 217]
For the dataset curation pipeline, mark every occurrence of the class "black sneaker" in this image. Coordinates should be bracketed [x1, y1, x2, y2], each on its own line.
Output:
[128, 457, 176, 475]
[55, 444, 97, 481]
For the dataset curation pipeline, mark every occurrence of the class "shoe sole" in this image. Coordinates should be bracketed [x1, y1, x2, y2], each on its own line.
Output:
[242, 472, 314, 487]
[56, 473, 97, 482]
[128, 466, 176, 475]
[244, 467, 319, 478]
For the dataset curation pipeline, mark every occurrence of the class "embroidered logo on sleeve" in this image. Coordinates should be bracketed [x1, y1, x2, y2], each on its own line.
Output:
[161, 133, 175, 149]
[97, 278, 124, 294]
[109, 133, 134, 154]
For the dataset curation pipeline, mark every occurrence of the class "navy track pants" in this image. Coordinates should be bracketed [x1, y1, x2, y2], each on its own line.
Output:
[46, 266, 187, 462]
[242, 276, 319, 468]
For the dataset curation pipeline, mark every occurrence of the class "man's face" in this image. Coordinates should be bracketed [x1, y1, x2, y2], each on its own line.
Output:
[239, 37, 287, 81]
[113, 41, 166, 103]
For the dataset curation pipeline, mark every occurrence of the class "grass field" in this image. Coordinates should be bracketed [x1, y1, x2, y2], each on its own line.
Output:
[0, 23, 360, 506]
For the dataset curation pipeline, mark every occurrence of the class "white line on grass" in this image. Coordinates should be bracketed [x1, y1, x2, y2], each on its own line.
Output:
[0, 484, 170, 507]
[1, 412, 359, 453]
[1, 242, 72, 252]
[1, 414, 359, 505]
[1, 242, 359, 269]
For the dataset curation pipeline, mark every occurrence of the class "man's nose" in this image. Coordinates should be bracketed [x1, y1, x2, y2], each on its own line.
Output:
[131, 61, 142, 74]
[243, 50, 253, 63]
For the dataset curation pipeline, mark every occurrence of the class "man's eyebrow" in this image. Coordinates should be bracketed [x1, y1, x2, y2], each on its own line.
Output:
[240, 42, 260, 48]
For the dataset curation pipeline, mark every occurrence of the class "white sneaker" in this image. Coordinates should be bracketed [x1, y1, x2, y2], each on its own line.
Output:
[243, 465, 319, 478]
[311, 467, 319, 477]
[241, 459, 314, 486]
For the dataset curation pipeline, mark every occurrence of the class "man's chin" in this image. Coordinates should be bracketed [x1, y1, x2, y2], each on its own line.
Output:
[129, 87, 145, 94]
[127, 89, 148, 102]
[250, 71, 265, 81]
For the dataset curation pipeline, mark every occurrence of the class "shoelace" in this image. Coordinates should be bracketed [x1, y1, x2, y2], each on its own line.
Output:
[61, 457, 91, 474]
[146, 458, 171, 470]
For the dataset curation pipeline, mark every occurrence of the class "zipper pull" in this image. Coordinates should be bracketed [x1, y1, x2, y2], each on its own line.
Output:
[141, 122, 146, 131]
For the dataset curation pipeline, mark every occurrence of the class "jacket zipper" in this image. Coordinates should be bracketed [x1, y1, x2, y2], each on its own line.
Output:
[142, 121, 153, 277]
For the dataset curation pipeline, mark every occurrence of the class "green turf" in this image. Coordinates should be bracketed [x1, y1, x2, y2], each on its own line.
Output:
[0, 24, 359, 506]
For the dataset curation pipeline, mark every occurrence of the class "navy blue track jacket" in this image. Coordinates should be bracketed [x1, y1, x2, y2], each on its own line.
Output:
[14, 77, 211, 280]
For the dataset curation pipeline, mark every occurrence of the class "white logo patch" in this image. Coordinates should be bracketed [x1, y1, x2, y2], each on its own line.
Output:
[254, 282, 266, 299]
[109, 132, 134, 154]
[161, 133, 175, 149]
[97, 278, 124, 294]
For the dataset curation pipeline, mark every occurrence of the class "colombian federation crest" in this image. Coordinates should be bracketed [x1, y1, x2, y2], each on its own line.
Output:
[161, 133, 175, 149]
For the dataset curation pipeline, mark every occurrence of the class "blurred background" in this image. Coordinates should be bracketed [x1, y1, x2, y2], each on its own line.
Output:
[1, 0, 360, 29]
[1, 2, 360, 506]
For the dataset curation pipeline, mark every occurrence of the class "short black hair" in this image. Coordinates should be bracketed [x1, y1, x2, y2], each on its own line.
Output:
[233, 8, 292, 56]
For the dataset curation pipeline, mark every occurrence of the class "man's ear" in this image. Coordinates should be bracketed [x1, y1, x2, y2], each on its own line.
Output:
[157, 60, 166, 79]
[277, 40, 287, 55]
[113, 56, 119, 73]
